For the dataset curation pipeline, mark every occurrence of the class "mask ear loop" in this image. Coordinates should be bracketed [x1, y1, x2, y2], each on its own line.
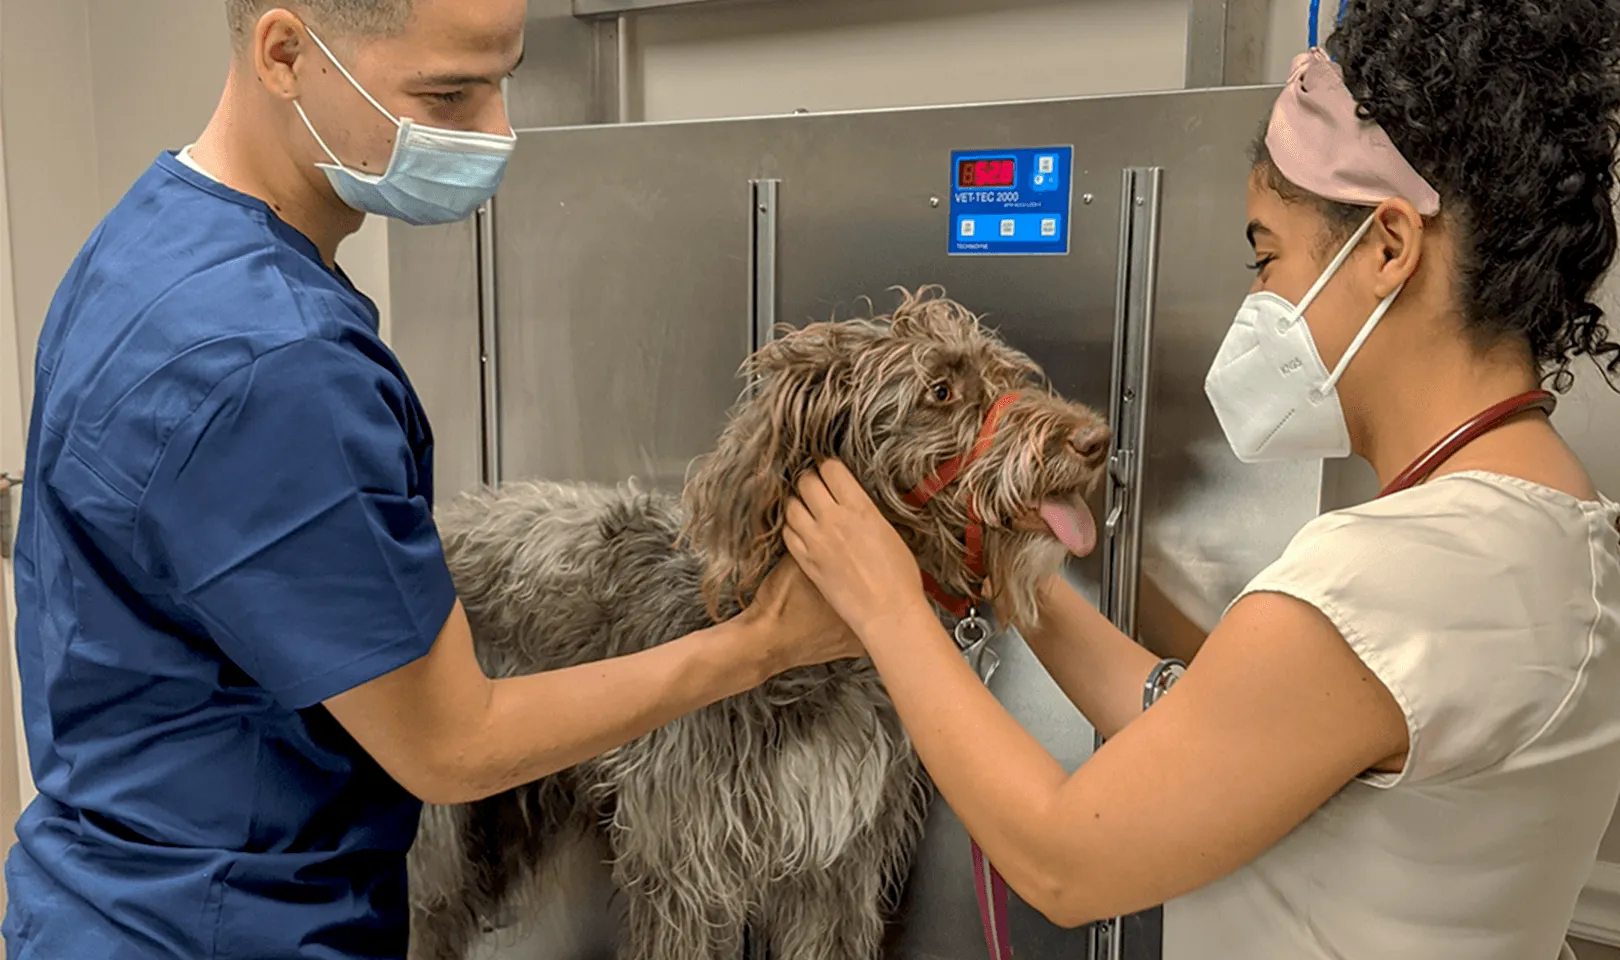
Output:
[1319, 278, 1406, 395]
[293, 26, 407, 183]
[297, 25, 516, 166]
[1286, 213, 1378, 326]
[302, 27, 402, 126]
[1276, 210, 1406, 399]
[293, 101, 354, 172]
[1281, 212, 1404, 399]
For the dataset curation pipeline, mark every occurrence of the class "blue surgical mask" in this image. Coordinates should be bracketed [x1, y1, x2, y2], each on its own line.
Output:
[293, 28, 517, 226]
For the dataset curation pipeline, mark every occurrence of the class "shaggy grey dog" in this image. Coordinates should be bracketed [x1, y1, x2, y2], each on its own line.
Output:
[406, 287, 1111, 960]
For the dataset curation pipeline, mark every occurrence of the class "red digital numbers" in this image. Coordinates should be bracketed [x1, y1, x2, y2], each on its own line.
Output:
[958, 157, 1016, 188]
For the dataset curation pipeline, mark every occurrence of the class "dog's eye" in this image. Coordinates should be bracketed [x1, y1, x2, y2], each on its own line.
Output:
[929, 382, 952, 403]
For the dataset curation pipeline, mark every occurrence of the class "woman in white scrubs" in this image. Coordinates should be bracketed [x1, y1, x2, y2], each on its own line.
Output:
[778, 0, 1620, 957]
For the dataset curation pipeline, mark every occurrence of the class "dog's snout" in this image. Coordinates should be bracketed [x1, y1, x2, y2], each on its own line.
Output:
[1069, 423, 1112, 465]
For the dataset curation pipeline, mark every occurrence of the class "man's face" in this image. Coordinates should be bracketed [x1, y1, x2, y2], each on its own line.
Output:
[276, 0, 526, 177]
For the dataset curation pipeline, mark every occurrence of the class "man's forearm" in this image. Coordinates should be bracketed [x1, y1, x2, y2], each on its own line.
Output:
[1018, 574, 1161, 740]
[470, 620, 773, 797]
[330, 602, 787, 805]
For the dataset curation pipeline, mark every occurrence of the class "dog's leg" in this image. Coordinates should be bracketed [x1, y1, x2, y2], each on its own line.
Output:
[407, 803, 489, 960]
[409, 783, 570, 960]
[760, 860, 889, 960]
[598, 712, 757, 960]
[616, 885, 746, 960]
[762, 750, 932, 960]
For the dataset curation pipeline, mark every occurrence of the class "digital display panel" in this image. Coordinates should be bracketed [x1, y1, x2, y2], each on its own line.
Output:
[949, 145, 1073, 257]
[957, 157, 1017, 188]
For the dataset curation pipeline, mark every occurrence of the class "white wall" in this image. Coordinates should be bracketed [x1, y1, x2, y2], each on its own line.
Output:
[623, 0, 1316, 122]
[0, 0, 101, 408]
[630, 0, 1191, 122]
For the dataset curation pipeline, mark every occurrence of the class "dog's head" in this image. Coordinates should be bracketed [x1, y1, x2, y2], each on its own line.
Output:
[681, 286, 1109, 629]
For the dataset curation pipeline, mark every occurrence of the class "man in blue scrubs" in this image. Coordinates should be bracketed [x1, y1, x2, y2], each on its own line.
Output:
[1, 2, 859, 957]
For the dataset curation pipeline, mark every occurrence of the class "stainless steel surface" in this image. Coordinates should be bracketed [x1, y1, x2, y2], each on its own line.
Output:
[1126, 90, 1329, 674]
[508, 0, 621, 129]
[573, 0, 780, 17]
[615, 13, 632, 122]
[749, 179, 780, 353]
[386, 217, 484, 501]
[489, 126, 756, 489]
[1094, 166, 1164, 960]
[391, 83, 1321, 960]
[1184, 0, 1272, 88]
[1184, 0, 1230, 87]
[1100, 168, 1161, 642]
[1320, 453, 1381, 513]
[477, 202, 503, 486]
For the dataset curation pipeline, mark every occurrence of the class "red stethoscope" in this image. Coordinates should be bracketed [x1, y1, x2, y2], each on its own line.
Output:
[1376, 389, 1559, 498]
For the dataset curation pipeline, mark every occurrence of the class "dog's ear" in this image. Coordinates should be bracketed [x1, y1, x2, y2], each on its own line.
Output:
[680, 322, 877, 622]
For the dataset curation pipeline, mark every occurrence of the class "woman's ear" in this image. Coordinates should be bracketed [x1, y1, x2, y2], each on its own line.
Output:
[1370, 197, 1425, 298]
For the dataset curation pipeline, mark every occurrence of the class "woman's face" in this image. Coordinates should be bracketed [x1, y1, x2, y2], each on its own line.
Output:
[1242, 169, 1387, 378]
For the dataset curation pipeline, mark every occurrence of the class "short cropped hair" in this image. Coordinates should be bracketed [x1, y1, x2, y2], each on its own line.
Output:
[225, 0, 413, 48]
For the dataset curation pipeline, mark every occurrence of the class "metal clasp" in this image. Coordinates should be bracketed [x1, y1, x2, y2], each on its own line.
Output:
[953, 608, 1000, 685]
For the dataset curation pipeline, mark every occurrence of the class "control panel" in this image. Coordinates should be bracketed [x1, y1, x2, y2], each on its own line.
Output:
[948, 145, 1074, 257]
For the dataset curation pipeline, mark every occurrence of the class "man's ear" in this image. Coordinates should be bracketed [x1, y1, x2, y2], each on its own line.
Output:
[251, 9, 312, 101]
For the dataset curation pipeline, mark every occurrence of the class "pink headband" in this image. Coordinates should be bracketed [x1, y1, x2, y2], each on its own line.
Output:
[1266, 48, 1441, 217]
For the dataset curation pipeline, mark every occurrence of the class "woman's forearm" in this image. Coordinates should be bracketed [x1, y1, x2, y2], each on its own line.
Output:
[1016, 574, 1162, 740]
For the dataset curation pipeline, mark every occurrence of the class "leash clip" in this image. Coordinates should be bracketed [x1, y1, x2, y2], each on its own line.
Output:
[954, 607, 1000, 685]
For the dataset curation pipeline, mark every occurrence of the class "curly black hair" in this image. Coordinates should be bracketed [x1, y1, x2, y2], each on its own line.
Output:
[1254, 0, 1620, 391]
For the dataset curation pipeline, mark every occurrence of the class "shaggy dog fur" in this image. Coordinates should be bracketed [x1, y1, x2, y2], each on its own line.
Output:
[405, 287, 1110, 960]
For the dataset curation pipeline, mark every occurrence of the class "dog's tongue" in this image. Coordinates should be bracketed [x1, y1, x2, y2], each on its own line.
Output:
[1039, 499, 1098, 557]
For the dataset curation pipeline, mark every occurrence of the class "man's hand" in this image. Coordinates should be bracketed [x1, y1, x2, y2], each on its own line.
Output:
[740, 556, 865, 673]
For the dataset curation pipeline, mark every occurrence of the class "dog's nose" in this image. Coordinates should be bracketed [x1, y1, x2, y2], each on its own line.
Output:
[1070, 423, 1112, 465]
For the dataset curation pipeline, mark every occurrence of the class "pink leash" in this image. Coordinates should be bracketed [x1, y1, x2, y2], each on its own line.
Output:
[901, 394, 1022, 958]
[971, 838, 1015, 958]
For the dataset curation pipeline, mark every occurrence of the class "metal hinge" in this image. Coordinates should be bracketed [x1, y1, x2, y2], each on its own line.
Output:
[0, 471, 22, 561]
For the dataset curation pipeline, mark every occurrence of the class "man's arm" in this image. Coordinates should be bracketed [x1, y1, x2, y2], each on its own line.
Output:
[133, 339, 859, 807]
[326, 559, 842, 805]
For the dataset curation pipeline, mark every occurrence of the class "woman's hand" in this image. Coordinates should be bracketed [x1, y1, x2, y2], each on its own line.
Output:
[739, 554, 865, 674]
[782, 459, 931, 640]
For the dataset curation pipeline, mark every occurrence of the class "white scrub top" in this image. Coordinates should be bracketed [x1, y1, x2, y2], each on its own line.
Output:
[1164, 470, 1620, 960]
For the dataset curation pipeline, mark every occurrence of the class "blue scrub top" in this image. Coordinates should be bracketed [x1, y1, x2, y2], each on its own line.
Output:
[2, 153, 461, 959]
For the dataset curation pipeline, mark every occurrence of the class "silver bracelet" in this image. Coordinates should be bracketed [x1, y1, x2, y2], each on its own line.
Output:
[1142, 658, 1187, 711]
